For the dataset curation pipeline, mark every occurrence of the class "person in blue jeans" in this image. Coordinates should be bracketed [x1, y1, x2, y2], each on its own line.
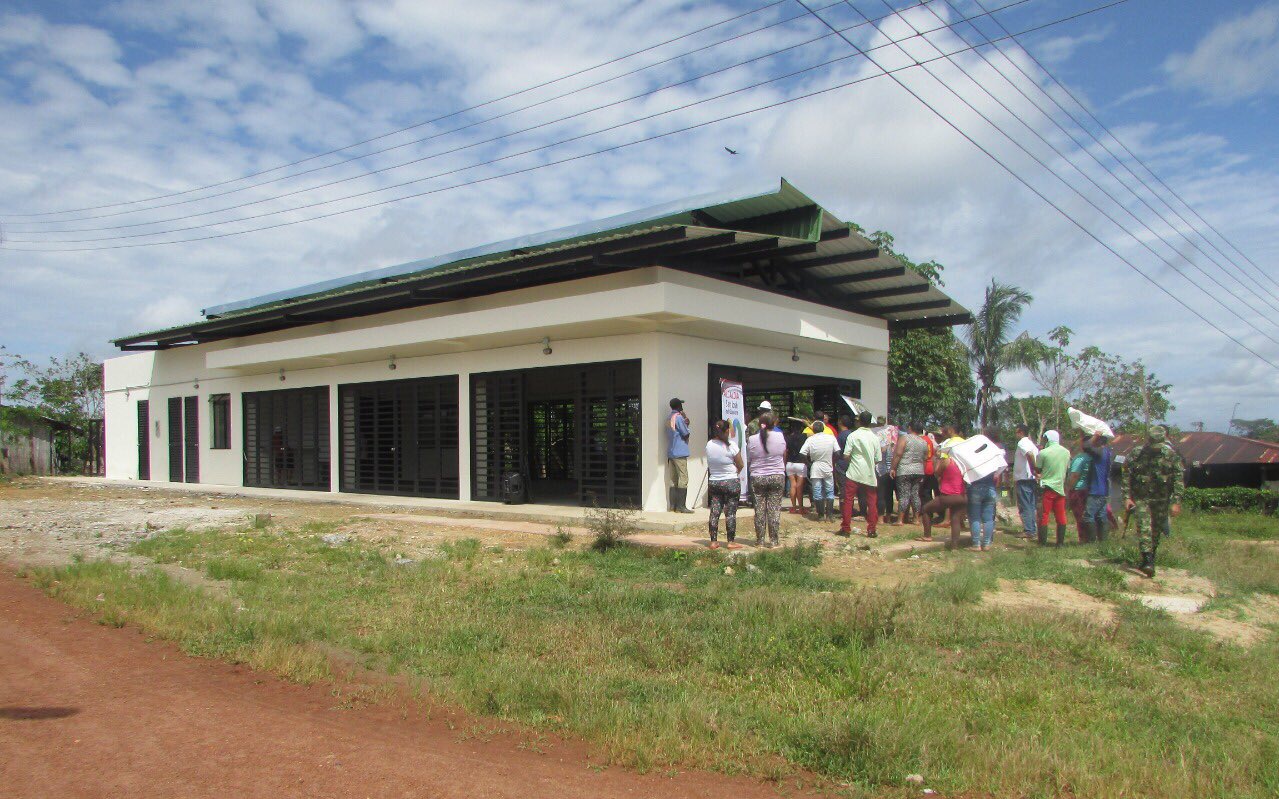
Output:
[1012, 425, 1040, 541]
[1081, 432, 1114, 541]
[967, 429, 1007, 551]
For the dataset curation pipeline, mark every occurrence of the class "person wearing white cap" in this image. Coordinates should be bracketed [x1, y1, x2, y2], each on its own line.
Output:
[1035, 429, 1071, 546]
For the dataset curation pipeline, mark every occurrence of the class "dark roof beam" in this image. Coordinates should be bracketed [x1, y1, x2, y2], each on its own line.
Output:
[843, 283, 931, 302]
[878, 299, 954, 315]
[788, 249, 881, 269]
[888, 313, 974, 331]
[816, 266, 907, 286]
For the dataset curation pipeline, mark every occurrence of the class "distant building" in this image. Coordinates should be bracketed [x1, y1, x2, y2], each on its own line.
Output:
[0, 407, 78, 476]
[102, 180, 968, 511]
[1111, 431, 1279, 491]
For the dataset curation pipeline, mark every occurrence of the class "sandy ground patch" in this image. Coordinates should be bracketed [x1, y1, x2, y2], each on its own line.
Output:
[982, 579, 1118, 626]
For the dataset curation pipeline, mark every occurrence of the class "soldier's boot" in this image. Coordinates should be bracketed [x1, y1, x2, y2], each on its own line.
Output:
[1055, 524, 1067, 547]
[675, 488, 693, 513]
[1138, 550, 1155, 578]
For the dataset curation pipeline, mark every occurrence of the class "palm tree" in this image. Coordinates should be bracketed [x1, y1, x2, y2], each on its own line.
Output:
[965, 280, 1037, 428]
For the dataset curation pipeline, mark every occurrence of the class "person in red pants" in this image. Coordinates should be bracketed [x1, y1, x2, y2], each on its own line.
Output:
[835, 411, 882, 537]
[1035, 430, 1071, 546]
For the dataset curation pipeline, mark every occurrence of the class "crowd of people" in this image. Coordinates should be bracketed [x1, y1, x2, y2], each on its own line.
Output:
[669, 398, 1185, 577]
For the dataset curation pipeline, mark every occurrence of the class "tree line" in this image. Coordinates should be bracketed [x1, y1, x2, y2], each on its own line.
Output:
[0, 349, 104, 474]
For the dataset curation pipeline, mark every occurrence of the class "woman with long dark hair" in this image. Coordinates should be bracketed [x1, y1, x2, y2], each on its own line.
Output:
[705, 420, 745, 550]
[747, 413, 786, 547]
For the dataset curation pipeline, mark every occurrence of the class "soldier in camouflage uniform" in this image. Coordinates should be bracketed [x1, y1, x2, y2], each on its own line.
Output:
[1123, 425, 1184, 578]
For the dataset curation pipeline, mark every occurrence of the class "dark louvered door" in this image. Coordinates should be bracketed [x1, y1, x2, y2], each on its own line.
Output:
[137, 400, 150, 480]
[167, 397, 183, 482]
[339, 376, 459, 499]
[471, 372, 525, 501]
[242, 387, 330, 490]
[577, 361, 641, 507]
[183, 395, 199, 483]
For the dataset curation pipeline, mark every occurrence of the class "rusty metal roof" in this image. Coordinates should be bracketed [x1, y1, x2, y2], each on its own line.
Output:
[1111, 432, 1279, 466]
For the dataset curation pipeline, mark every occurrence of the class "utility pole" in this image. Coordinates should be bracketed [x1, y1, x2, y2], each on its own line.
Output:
[1229, 402, 1240, 435]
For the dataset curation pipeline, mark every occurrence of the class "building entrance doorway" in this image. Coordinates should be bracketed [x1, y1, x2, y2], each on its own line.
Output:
[707, 364, 862, 426]
[471, 360, 640, 507]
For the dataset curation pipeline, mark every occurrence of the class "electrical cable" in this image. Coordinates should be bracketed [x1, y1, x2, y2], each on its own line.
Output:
[874, 0, 1279, 330]
[0, 0, 1134, 256]
[952, 0, 1279, 304]
[794, 0, 1279, 369]
[3, 0, 942, 234]
[5, 0, 879, 227]
[1, 0, 1048, 246]
[0, 0, 793, 218]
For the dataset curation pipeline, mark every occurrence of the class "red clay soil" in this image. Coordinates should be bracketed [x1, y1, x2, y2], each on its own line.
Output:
[0, 571, 817, 799]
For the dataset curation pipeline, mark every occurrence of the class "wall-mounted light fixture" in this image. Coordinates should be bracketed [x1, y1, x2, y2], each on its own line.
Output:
[154, 420, 161, 438]
[193, 378, 200, 390]
[791, 347, 800, 362]
[278, 368, 287, 382]
[541, 336, 552, 356]
[388, 355, 398, 371]
[125, 388, 131, 400]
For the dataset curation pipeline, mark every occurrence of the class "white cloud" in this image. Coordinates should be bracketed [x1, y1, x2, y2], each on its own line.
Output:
[1163, 3, 1279, 103]
[1, 1, 1277, 432]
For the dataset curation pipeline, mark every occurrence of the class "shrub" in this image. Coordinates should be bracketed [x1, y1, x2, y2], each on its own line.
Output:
[547, 526, 573, 549]
[1183, 486, 1277, 514]
[584, 503, 638, 552]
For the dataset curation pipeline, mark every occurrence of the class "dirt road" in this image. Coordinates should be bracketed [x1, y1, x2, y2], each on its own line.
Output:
[0, 571, 808, 799]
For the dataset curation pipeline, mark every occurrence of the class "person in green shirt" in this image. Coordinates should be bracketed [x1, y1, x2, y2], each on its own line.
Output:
[834, 411, 882, 538]
[1035, 430, 1071, 547]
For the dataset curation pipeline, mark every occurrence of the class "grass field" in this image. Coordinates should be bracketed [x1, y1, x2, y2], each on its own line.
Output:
[25, 512, 1279, 798]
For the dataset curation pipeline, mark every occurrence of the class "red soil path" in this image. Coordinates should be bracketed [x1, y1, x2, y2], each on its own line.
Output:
[0, 571, 815, 798]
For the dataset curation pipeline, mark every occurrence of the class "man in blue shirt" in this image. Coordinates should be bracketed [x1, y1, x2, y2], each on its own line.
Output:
[1082, 432, 1113, 541]
[667, 398, 692, 513]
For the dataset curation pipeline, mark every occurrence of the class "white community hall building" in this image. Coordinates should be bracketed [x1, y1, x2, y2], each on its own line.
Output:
[104, 180, 968, 513]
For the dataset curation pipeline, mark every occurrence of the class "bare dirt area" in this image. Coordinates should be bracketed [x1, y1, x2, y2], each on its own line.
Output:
[0, 570, 817, 799]
[982, 578, 1119, 627]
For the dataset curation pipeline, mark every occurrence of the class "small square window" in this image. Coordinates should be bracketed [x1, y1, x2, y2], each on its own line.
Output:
[210, 394, 231, 449]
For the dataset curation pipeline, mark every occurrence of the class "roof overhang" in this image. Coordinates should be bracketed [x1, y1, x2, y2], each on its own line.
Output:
[114, 179, 969, 350]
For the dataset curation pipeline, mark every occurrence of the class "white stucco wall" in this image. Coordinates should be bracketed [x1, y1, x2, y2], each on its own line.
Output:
[104, 269, 888, 512]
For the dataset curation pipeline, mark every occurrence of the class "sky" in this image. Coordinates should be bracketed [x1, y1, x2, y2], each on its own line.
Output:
[0, 0, 1276, 430]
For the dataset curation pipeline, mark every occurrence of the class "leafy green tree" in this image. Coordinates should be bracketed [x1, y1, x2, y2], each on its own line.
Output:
[1230, 418, 1279, 442]
[888, 327, 976, 430]
[874, 232, 976, 428]
[6, 353, 104, 471]
[964, 280, 1038, 428]
[1071, 352, 1171, 432]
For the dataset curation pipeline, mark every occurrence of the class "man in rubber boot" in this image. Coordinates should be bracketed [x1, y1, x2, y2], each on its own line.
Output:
[835, 411, 881, 538]
[1123, 425, 1184, 578]
[667, 398, 693, 513]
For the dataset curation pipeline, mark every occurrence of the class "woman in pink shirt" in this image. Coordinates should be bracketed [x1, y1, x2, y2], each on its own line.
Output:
[746, 413, 787, 547]
[916, 453, 968, 548]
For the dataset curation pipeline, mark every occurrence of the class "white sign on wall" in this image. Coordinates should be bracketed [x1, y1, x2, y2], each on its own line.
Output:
[720, 378, 749, 499]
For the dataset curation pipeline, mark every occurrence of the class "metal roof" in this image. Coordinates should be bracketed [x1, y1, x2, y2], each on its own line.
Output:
[115, 178, 970, 350]
[1111, 432, 1279, 466]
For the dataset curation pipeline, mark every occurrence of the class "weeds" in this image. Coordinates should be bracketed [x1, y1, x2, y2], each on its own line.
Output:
[584, 503, 637, 552]
[548, 526, 573, 549]
[24, 514, 1279, 798]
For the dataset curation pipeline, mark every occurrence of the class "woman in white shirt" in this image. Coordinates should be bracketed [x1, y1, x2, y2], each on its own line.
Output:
[705, 420, 745, 549]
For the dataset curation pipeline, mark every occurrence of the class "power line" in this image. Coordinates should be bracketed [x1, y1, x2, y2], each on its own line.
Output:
[957, 0, 1279, 303]
[795, 0, 1279, 370]
[0, 0, 1136, 256]
[1, 0, 793, 219]
[2, 0, 1046, 247]
[5, 0, 942, 235]
[6, 0, 875, 227]
[878, 0, 1279, 331]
